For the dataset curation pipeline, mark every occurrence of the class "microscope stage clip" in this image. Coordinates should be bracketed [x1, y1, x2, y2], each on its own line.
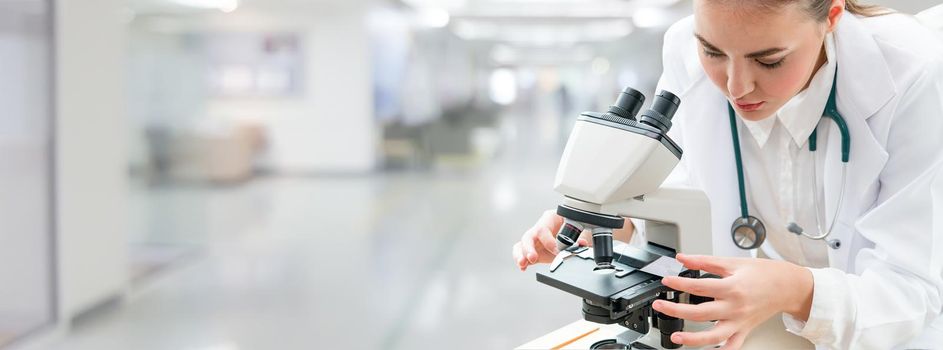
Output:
[549, 246, 591, 272]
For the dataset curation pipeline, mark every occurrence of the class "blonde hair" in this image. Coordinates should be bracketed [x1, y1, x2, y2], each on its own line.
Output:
[722, 0, 894, 20]
[842, 0, 892, 17]
[810, 0, 892, 19]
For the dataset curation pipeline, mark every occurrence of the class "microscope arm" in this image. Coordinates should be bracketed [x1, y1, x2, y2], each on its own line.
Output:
[600, 187, 712, 256]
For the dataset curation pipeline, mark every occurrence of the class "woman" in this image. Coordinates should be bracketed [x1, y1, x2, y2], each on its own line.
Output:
[512, 0, 943, 349]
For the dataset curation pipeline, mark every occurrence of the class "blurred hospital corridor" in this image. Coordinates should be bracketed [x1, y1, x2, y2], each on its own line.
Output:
[1, 0, 940, 349]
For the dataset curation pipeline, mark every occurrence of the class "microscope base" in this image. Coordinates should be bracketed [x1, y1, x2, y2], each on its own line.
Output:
[514, 319, 710, 350]
[515, 315, 811, 349]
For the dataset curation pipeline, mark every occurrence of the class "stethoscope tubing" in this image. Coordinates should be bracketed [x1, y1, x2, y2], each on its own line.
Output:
[807, 160, 848, 240]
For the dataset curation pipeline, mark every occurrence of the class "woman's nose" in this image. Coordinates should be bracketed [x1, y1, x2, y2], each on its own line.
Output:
[726, 65, 755, 100]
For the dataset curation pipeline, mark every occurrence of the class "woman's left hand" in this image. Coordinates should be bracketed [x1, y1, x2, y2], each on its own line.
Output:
[651, 254, 814, 349]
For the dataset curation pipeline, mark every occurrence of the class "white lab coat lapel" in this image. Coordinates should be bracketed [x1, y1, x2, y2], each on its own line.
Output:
[676, 78, 752, 258]
[667, 28, 760, 258]
[823, 15, 894, 271]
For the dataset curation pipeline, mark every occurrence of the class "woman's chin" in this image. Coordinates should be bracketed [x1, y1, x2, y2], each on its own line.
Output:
[736, 108, 775, 122]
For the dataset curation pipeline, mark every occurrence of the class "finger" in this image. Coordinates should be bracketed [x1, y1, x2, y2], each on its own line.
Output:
[576, 228, 593, 247]
[719, 331, 747, 350]
[535, 242, 558, 264]
[536, 227, 559, 254]
[577, 238, 590, 246]
[521, 229, 540, 264]
[671, 321, 736, 347]
[675, 254, 736, 277]
[512, 243, 526, 270]
[661, 276, 729, 298]
[652, 300, 728, 322]
[540, 209, 564, 229]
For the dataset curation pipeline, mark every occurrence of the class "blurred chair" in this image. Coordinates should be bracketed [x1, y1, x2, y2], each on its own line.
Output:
[147, 123, 267, 183]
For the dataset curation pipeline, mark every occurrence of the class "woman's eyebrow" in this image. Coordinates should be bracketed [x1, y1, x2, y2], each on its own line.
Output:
[694, 33, 787, 58]
[694, 33, 723, 52]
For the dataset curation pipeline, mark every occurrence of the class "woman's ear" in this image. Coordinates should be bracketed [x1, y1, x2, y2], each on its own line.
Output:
[827, 0, 845, 33]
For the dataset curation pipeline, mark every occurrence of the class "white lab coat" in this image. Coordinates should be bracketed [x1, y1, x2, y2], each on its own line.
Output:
[655, 13, 943, 349]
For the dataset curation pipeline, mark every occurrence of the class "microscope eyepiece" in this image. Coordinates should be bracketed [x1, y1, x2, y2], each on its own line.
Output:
[652, 91, 680, 119]
[639, 90, 681, 134]
[607, 87, 645, 121]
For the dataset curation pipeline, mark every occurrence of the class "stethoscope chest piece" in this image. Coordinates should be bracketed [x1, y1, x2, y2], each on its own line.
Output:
[731, 216, 766, 250]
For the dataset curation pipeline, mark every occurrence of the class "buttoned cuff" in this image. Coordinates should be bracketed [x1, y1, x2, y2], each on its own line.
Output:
[782, 267, 844, 345]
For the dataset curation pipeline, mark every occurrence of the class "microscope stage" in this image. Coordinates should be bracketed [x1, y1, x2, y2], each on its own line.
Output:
[536, 243, 669, 305]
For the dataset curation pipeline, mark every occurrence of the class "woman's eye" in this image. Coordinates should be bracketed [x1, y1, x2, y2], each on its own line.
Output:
[757, 58, 785, 69]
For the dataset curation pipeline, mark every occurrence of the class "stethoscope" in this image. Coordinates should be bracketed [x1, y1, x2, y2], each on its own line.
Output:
[728, 71, 851, 251]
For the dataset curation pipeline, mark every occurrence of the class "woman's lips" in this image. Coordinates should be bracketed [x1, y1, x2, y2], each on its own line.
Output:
[735, 101, 765, 112]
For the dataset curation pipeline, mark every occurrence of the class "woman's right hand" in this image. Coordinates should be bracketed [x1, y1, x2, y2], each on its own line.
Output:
[512, 210, 589, 271]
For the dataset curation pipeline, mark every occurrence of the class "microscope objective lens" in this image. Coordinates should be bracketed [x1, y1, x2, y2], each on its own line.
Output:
[556, 222, 584, 251]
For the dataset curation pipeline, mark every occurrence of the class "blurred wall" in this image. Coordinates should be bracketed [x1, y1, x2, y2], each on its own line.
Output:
[129, 2, 377, 174]
[0, 0, 54, 333]
[205, 6, 376, 173]
[55, 0, 129, 322]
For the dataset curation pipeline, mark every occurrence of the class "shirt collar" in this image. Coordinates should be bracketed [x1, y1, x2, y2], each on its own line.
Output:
[740, 33, 837, 148]
[740, 114, 776, 147]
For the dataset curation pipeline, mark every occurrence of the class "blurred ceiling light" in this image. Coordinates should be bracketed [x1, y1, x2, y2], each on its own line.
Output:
[486, 46, 598, 66]
[632, 7, 672, 28]
[583, 20, 633, 39]
[592, 57, 610, 75]
[453, 0, 634, 19]
[489, 68, 518, 106]
[403, 0, 467, 10]
[452, 19, 633, 45]
[170, 0, 238, 12]
[416, 8, 451, 28]
[453, 20, 500, 40]
[423, 0, 682, 20]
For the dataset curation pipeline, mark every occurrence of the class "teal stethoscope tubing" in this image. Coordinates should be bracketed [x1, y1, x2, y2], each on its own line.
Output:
[727, 71, 851, 250]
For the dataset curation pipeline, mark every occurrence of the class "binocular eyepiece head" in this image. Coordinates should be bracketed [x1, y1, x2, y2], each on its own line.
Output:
[605, 88, 681, 135]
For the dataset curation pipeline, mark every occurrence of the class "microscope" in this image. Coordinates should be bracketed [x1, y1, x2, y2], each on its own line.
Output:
[536, 87, 714, 349]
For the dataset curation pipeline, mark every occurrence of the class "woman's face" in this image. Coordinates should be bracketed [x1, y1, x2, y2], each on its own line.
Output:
[694, 0, 831, 121]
